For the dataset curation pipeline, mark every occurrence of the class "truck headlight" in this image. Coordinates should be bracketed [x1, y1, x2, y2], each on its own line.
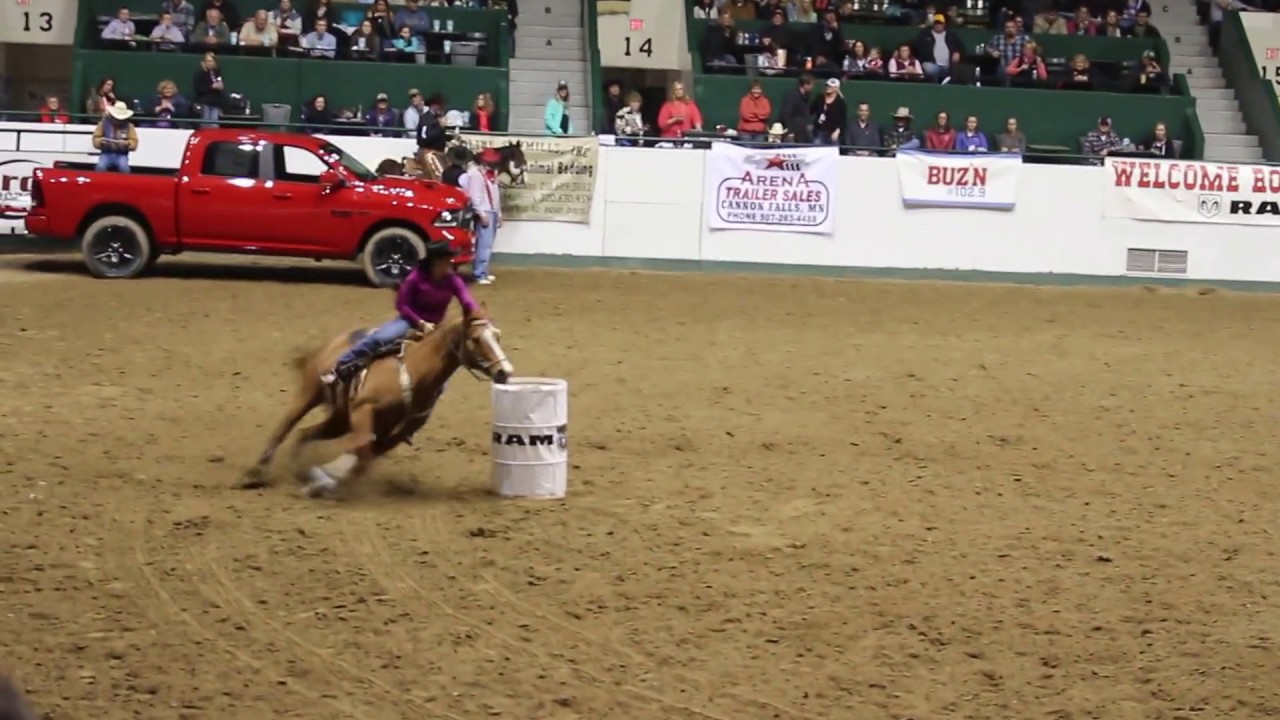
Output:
[433, 210, 458, 228]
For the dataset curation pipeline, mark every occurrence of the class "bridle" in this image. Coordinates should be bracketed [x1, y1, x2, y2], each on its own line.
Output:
[448, 318, 509, 381]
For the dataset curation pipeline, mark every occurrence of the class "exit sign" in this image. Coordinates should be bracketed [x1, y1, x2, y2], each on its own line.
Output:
[629, 18, 643, 30]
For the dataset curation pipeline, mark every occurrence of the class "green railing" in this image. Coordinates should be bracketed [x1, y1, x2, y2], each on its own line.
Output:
[1221, 11, 1280, 162]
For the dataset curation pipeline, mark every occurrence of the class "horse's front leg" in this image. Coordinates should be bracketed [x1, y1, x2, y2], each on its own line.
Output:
[301, 406, 377, 499]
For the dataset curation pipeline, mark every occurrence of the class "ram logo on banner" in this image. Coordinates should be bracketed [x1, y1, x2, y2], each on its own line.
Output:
[706, 142, 838, 234]
[895, 150, 1021, 210]
[1103, 157, 1280, 226]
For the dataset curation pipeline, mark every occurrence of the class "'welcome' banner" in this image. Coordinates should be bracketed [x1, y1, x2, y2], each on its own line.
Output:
[705, 142, 839, 235]
[455, 134, 598, 224]
[895, 150, 1021, 210]
[1103, 157, 1280, 226]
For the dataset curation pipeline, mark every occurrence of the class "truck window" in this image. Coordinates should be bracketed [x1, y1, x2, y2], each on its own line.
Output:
[201, 142, 261, 178]
[276, 144, 330, 184]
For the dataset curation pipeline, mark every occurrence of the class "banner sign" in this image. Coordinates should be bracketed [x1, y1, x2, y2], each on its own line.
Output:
[1103, 157, 1280, 226]
[0, 152, 94, 235]
[705, 142, 838, 234]
[454, 133, 597, 224]
[895, 150, 1021, 210]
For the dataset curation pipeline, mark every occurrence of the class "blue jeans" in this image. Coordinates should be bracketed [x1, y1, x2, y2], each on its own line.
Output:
[201, 105, 221, 129]
[473, 212, 497, 279]
[337, 317, 411, 367]
[96, 153, 130, 173]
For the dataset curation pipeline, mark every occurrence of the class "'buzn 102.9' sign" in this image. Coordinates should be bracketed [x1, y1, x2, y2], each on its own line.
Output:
[596, 0, 688, 70]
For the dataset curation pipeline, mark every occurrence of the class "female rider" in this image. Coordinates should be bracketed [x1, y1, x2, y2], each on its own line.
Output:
[323, 241, 477, 384]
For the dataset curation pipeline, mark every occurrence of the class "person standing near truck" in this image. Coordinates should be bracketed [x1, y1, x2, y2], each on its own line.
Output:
[460, 147, 502, 285]
[93, 102, 138, 173]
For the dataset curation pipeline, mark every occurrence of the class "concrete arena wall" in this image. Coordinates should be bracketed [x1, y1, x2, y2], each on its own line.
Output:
[2, 121, 1279, 286]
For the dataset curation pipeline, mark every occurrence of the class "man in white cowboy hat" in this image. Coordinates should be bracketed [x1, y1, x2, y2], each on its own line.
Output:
[766, 122, 787, 144]
[883, 106, 920, 152]
[93, 101, 139, 173]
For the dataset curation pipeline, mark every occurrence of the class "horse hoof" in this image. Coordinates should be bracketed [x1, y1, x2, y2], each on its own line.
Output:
[236, 466, 270, 489]
[301, 468, 338, 499]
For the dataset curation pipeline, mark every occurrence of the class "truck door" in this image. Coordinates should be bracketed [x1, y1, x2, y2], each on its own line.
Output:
[261, 142, 362, 255]
[179, 140, 279, 251]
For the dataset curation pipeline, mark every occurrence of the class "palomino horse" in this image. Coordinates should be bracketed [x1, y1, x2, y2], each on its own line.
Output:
[238, 309, 513, 498]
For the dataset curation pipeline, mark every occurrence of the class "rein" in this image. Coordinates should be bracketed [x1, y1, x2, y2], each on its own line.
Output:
[446, 318, 508, 381]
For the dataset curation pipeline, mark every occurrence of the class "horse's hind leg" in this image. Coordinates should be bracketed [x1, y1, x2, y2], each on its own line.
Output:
[288, 411, 349, 482]
[238, 385, 323, 489]
[301, 406, 377, 499]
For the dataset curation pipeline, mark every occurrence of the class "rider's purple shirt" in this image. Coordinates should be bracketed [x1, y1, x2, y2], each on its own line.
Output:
[395, 269, 477, 326]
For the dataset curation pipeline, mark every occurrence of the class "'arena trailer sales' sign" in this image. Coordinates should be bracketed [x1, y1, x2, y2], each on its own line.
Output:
[895, 150, 1022, 210]
[1103, 157, 1280, 226]
[705, 142, 838, 235]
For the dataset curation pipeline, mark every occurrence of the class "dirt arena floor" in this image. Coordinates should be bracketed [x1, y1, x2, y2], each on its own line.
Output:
[2, 253, 1280, 720]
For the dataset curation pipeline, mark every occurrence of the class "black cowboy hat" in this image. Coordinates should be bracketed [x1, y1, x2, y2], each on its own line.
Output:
[446, 145, 473, 164]
[422, 240, 458, 260]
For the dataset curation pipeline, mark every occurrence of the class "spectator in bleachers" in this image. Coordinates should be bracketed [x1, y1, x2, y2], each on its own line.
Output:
[101, 7, 136, 41]
[737, 80, 772, 141]
[883, 107, 920, 152]
[888, 43, 924, 78]
[393, 24, 424, 54]
[1138, 121, 1176, 157]
[200, 0, 240, 29]
[1083, 115, 1123, 155]
[843, 39, 872, 74]
[808, 10, 844, 74]
[726, 0, 756, 20]
[923, 110, 956, 149]
[1066, 53, 1093, 88]
[304, 0, 333, 33]
[240, 10, 279, 46]
[93, 102, 139, 173]
[1120, 0, 1150, 26]
[193, 7, 231, 44]
[914, 13, 964, 81]
[703, 13, 741, 69]
[302, 17, 337, 58]
[788, 0, 818, 22]
[193, 52, 225, 126]
[1032, 7, 1066, 32]
[656, 81, 704, 138]
[39, 96, 70, 124]
[1067, 6, 1097, 34]
[1135, 50, 1167, 90]
[1100, 9, 1124, 36]
[1006, 41, 1047, 85]
[149, 79, 191, 128]
[986, 18, 1028, 84]
[394, 0, 430, 34]
[1129, 10, 1161, 37]
[995, 116, 1027, 152]
[161, 0, 197, 33]
[779, 74, 814, 143]
[270, 0, 303, 35]
[544, 80, 575, 135]
[150, 11, 187, 43]
[693, 0, 717, 19]
[469, 92, 497, 132]
[760, 10, 793, 58]
[403, 88, 426, 130]
[367, 0, 396, 40]
[811, 77, 846, 145]
[601, 81, 623, 133]
[349, 19, 378, 59]
[85, 77, 116, 116]
[614, 91, 648, 145]
[845, 100, 882, 154]
[301, 95, 334, 132]
[366, 92, 399, 135]
[955, 115, 989, 151]
[758, 36, 787, 75]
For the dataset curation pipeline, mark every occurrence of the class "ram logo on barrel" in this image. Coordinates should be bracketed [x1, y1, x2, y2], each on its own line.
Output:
[493, 431, 556, 446]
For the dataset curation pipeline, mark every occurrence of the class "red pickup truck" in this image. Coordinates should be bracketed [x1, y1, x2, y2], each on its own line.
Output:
[23, 129, 475, 287]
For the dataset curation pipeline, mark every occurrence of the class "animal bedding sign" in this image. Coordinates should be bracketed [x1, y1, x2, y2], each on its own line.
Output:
[895, 150, 1021, 210]
[457, 134, 598, 223]
[705, 142, 838, 234]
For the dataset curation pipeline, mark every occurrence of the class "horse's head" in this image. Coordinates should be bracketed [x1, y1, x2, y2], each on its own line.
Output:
[456, 313, 513, 384]
[500, 142, 528, 186]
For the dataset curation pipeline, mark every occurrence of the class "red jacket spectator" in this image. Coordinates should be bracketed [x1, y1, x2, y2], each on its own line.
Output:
[40, 99, 71, 124]
[924, 127, 956, 150]
[737, 83, 772, 136]
[656, 82, 704, 139]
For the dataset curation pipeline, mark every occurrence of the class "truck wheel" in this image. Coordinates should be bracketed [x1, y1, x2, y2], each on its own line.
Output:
[361, 227, 426, 288]
[81, 215, 154, 279]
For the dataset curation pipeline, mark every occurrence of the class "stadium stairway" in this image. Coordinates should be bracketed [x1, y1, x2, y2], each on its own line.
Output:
[507, 0, 593, 134]
[1162, 0, 1263, 161]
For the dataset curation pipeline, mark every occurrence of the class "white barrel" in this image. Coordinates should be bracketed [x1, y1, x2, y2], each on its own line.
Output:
[491, 377, 568, 499]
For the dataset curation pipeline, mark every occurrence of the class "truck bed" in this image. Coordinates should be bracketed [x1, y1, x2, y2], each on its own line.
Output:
[53, 161, 179, 177]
